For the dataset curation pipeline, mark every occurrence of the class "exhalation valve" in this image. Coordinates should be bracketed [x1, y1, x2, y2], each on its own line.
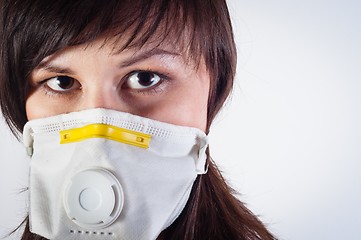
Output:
[63, 168, 124, 229]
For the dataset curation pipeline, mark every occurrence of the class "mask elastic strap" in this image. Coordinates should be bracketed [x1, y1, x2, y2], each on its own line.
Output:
[195, 136, 209, 175]
[23, 123, 34, 157]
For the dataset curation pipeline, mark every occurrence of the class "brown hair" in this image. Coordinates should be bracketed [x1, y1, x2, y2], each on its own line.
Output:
[0, 0, 276, 239]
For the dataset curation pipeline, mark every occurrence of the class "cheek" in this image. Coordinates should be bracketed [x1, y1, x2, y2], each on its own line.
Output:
[25, 92, 66, 120]
[25, 95, 46, 120]
[137, 76, 210, 131]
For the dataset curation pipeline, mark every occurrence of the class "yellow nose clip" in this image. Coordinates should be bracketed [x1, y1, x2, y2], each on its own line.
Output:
[60, 124, 151, 148]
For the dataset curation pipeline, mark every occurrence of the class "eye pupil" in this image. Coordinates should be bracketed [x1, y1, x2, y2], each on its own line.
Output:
[137, 72, 155, 87]
[56, 76, 74, 89]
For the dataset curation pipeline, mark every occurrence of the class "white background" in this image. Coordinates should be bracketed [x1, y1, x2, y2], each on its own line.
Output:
[1, 1, 361, 239]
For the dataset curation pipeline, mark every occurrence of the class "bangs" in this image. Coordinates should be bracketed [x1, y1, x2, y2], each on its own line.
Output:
[19, 0, 219, 69]
[72, 1, 189, 53]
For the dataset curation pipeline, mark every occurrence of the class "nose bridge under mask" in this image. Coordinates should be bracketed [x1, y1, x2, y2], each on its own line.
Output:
[23, 108, 208, 240]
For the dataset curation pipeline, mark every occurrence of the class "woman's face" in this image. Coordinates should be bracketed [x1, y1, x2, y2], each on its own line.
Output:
[26, 39, 210, 131]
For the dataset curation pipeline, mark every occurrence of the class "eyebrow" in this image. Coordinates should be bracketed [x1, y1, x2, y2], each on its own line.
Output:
[35, 62, 75, 75]
[34, 48, 181, 74]
[118, 48, 181, 68]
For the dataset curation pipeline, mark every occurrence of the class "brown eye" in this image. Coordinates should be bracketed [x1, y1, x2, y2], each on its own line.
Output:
[45, 76, 80, 92]
[125, 71, 161, 89]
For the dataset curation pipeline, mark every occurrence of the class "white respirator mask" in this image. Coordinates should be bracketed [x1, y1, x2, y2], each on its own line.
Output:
[23, 108, 208, 240]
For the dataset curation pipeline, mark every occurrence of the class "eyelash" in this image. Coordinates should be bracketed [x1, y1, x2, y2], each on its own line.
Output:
[39, 79, 74, 98]
[37, 69, 171, 98]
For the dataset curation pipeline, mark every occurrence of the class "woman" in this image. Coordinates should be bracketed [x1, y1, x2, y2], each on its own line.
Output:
[0, 0, 276, 239]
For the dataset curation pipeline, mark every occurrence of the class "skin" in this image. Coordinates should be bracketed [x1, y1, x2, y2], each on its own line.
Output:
[26, 38, 210, 131]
